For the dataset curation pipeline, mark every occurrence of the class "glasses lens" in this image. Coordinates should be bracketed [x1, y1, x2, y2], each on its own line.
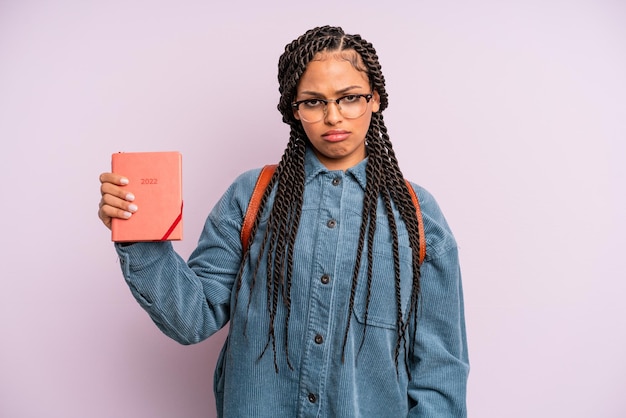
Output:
[338, 95, 368, 119]
[298, 100, 324, 123]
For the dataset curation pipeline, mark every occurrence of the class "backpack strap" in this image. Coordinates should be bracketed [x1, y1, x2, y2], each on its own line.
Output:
[241, 164, 277, 253]
[241, 164, 426, 265]
[405, 180, 427, 265]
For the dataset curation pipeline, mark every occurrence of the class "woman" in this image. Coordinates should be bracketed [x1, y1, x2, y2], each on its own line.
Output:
[98, 25, 469, 417]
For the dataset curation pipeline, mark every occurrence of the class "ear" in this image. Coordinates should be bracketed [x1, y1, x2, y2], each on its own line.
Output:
[372, 90, 381, 113]
[293, 107, 301, 121]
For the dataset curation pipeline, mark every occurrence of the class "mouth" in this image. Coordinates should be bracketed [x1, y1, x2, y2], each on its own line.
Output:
[322, 130, 350, 142]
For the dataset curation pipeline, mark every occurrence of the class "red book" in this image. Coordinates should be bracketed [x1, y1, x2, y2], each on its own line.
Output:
[111, 151, 183, 242]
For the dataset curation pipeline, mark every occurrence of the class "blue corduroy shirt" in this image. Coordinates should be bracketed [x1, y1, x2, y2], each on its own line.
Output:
[115, 148, 469, 417]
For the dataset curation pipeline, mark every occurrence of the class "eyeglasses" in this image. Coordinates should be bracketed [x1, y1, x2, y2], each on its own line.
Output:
[291, 93, 374, 123]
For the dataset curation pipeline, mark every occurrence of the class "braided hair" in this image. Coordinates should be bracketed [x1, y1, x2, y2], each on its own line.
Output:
[234, 26, 423, 378]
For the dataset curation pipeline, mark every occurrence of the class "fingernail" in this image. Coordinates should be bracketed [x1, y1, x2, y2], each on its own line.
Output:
[126, 193, 135, 201]
[128, 204, 138, 212]
[123, 211, 132, 218]
[120, 178, 129, 185]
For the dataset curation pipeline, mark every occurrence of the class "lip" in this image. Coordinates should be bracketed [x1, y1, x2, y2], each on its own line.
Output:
[322, 130, 350, 142]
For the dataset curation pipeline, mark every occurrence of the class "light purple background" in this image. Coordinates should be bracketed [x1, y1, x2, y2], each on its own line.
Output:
[1, 1, 624, 417]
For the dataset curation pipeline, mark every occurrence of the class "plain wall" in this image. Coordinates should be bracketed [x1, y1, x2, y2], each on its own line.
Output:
[1, 0, 624, 417]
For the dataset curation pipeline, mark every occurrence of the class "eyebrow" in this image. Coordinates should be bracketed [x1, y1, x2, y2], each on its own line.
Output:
[298, 85, 366, 98]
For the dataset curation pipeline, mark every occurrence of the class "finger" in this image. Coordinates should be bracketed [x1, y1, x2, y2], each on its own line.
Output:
[99, 172, 130, 187]
[98, 200, 136, 230]
[97, 204, 114, 230]
[98, 203, 133, 221]
[100, 180, 136, 203]
[100, 193, 138, 215]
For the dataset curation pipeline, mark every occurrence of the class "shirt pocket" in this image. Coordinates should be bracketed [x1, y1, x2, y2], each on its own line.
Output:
[352, 226, 414, 330]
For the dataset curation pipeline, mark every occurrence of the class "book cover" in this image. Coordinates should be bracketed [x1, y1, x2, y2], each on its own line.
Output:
[110, 151, 183, 242]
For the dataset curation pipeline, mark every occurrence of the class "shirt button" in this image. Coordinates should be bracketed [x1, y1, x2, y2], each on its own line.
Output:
[332, 177, 341, 186]
[321, 274, 330, 284]
[327, 219, 337, 228]
[308, 393, 317, 403]
[314, 334, 324, 344]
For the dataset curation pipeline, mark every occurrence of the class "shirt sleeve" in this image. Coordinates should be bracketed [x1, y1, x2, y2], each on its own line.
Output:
[114, 172, 257, 345]
[407, 247, 469, 417]
[405, 183, 470, 417]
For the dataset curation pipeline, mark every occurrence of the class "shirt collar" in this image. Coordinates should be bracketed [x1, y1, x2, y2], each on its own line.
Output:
[303, 145, 368, 191]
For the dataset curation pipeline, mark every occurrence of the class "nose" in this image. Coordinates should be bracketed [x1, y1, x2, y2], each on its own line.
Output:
[323, 101, 342, 124]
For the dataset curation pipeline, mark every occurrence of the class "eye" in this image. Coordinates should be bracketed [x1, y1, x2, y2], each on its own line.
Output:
[340, 94, 361, 104]
[301, 99, 323, 108]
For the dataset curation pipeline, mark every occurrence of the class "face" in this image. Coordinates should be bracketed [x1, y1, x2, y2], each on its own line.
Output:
[293, 52, 380, 171]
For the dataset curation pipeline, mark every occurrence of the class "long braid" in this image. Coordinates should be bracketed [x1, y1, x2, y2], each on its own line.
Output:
[360, 156, 379, 354]
[233, 132, 306, 372]
[260, 133, 306, 372]
[377, 117, 423, 370]
[368, 117, 407, 371]
[377, 113, 424, 379]
[234, 26, 423, 377]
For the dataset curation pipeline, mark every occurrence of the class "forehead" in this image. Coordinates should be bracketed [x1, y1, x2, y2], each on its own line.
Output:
[297, 51, 370, 94]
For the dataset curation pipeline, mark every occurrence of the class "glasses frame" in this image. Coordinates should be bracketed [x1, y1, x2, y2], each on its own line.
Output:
[291, 93, 374, 122]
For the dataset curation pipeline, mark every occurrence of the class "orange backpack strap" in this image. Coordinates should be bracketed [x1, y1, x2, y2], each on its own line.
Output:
[241, 165, 426, 265]
[241, 164, 277, 253]
[405, 180, 427, 265]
